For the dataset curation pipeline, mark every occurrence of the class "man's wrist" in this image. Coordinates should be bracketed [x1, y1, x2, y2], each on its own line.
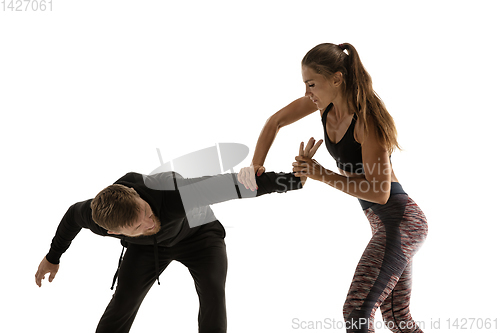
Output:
[45, 250, 61, 265]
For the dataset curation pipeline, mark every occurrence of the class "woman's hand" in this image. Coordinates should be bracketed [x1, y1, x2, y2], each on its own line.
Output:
[293, 137, 327, 183]
[237, 164, 265, 191]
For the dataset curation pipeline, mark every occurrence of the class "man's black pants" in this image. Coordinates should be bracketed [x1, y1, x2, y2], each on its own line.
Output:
[96, 222, 227, 333]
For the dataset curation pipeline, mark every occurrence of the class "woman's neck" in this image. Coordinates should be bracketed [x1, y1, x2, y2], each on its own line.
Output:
[329, 96, 354, 121]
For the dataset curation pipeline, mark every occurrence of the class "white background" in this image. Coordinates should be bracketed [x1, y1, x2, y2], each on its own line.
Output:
[1, 1, 499, 332]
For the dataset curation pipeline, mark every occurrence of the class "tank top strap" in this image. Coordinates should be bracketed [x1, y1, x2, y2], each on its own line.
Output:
[347, 112, 358, 134]
[321, 103, 334, 125]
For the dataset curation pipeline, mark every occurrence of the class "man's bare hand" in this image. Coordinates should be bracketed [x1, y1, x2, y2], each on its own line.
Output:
[237, 164, 265, 191]
[35, 257, 59, 287]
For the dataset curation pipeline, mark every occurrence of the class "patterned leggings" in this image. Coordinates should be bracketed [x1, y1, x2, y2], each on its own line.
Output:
[343, 190, 428, 333]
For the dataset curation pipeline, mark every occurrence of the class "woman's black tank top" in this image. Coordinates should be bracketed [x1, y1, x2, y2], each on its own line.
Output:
[321, 103, 364, 174]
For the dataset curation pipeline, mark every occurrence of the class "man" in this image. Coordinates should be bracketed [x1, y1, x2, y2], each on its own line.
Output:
[35, 169, 304, 333]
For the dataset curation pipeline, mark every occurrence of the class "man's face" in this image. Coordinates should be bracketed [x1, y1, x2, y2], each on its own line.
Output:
[107, 197, 161, 237]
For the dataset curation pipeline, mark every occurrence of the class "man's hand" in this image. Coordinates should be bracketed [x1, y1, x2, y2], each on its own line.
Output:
[237, 164, 265, 191]
[293, 138, 324, 185]
[35, 257, 59, 287]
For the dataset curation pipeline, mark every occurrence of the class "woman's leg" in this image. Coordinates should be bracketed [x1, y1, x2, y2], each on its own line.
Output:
[380, 197, 428, 333]
[380, 260, 423, 333]
[343, 220, 408, 332]
[343, 195, 427, 333]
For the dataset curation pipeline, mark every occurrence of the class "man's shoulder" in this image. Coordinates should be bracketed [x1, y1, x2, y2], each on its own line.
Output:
[114, 172, 143, 184]
[115, 171, 182, 191]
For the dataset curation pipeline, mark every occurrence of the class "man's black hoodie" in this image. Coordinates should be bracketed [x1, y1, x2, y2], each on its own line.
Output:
[45, 171, 302, 272]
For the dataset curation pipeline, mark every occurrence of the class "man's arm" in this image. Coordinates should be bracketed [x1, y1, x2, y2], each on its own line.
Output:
[45, 199, 104, 265]
[147, 171, 303, 213]
[36, 199, 106, 287]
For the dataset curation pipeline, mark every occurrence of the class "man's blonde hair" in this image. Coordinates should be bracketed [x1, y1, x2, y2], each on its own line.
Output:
[91, 184, 141, 231]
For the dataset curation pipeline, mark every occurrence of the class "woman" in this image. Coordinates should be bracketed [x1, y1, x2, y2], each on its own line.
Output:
[238, 43, 428, 333]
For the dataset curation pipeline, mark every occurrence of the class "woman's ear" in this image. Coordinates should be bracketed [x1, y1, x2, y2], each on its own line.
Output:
[331, 71, 344, 87]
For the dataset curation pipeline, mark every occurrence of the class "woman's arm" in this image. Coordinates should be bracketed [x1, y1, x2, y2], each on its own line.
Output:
[239, 96, 317, 190]
[253, 96, 318, 166]
[293, 128, 392, 205]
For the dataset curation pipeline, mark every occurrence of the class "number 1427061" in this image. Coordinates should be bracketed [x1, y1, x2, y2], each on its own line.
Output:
[2, 0, 53, 11]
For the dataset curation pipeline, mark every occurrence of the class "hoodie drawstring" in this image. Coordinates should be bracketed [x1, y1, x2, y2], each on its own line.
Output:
[153, 236, 160, 286]
[110, 245, 125, 290]
[110, 239, 160, 291]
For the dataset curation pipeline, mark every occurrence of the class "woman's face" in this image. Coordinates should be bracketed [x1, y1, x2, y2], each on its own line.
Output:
[301, 65, 338, 111]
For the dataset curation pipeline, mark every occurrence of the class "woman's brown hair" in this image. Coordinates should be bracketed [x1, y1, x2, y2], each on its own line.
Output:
[302, 43, 401, 154]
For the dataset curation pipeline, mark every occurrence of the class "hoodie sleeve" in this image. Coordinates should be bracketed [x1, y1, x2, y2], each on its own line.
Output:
[45, 199, 107, 265]
[171, 171, 302, 212]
